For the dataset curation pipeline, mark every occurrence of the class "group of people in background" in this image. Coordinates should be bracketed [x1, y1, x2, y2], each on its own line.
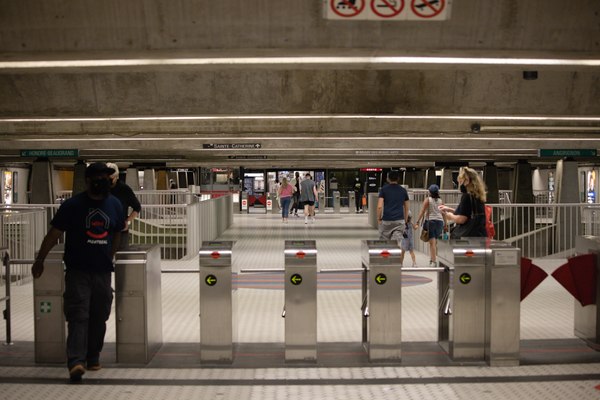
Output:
[277, 171, 319, 224]
[377, 167, 488, 267]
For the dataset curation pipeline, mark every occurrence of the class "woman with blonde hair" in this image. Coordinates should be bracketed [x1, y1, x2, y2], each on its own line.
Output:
[439, 167, 487, 238]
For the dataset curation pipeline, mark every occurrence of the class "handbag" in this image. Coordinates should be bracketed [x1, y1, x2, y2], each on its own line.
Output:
[419, 200, 430, 242]
[450, 195, 486, 239]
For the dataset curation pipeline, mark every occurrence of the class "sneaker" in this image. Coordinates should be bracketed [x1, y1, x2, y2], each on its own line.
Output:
[305, 217, 308, 224]
[87, 362, 102, 371]
[69, 364, 85, 383]
[429, 260, 437, 267]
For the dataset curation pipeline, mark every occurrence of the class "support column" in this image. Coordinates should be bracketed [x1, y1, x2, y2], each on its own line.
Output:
[426, 167, 437, 188]
[440, 168, 454, 190]
[72, 160, 87, 196]
[143, 169, 156, 190]
[126, 167, 140, 190]
[509, 160, 535, 240]
[404, 169, 416, 189]
[555, 158, 580, 253]
[30, 159, 53, 204]
[415, 169, 426, 189]
[483, 162, 499, 204]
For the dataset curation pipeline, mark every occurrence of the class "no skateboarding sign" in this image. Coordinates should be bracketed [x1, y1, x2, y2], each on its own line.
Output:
[324, 0, 451, 20]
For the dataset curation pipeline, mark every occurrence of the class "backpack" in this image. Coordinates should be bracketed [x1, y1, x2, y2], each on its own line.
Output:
[485, 205, 495, 239]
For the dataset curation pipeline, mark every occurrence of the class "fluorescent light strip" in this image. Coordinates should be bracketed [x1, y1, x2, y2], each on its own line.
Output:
[1, 56, 600, 69]
[2, 115, 600, 123]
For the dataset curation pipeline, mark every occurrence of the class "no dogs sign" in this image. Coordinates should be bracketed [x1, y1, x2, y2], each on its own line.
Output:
[324, 0, 451, 20]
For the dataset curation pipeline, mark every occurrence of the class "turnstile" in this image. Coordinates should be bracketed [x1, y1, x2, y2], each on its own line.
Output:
[284, 240, 317, 361]
[318, 192, 325, 212]
[114, 244, 163, 364]
[199, 241, 236, 363]
[333, 191, 340, 214]
[361, 240, 402, 362]
[368, 193, 379, 228]
[574, 235, 600, 349]
[349, 191, 356, 213]
[438, 238, 520, 366]
[484, 241, 521, 366]
[241, 191, 248, 213]
[33, 244, 66, 363]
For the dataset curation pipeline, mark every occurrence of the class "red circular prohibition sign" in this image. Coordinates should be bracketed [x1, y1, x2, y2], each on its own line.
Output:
[411, 0, 445, 18]
[371, 0, 405, 18]
[331, 0, 366, 18]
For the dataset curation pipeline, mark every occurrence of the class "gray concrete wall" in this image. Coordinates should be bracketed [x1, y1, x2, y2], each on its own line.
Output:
[1, 0, 598, 52]
[1, 69, 598, 117]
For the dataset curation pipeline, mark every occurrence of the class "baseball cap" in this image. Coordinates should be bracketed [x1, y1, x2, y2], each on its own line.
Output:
[428, 184, 440, 193]
[85, 162, 115, 178]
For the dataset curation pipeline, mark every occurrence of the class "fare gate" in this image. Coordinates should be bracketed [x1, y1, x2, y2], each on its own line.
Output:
[283, 240, 317, 362]
[349, 191, 356, 213]
[574, 235, 600, 349]
[437, 238, 520, 366]
[33, 244, 66, 363]
[199, 241, 236, 363]
[114, 244, 163, 364]
[333, 191, 341, 214]
[361, 240, 403, 362]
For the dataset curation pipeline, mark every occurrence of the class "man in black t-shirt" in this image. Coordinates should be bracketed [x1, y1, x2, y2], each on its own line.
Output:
[32, 163, 124, 383]
[106, 163, 142, 250]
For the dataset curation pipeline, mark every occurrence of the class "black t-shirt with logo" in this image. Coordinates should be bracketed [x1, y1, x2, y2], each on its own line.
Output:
[51, 192, 125, 273]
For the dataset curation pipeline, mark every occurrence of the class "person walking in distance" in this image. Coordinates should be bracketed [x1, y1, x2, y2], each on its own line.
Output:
[277, 176, 294, 223]
[300, 173, 319, 224]
[377, 170, 410, 245]
[354, 176, 364, 213]
[106, 163, 141, 250]
[31, 163, 125, 383]
[290, 171, 301, 217]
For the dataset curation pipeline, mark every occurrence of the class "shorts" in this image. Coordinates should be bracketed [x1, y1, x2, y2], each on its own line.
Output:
[378, 220, 406, 243]
[427, 220, 444, 240]
[303, 200, 315, 206]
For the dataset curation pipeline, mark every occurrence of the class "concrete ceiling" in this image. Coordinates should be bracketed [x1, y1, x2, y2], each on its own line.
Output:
[1, 0, 599, 169]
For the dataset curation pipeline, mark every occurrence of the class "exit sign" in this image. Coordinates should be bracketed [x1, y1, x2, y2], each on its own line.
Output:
[538, 149, 597, 157]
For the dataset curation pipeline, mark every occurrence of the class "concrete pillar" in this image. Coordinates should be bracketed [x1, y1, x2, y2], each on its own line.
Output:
[508, 160, 535, 239]
[30, 159, 53, 204]
[404, 169, 416, 188]
[426, 167, 437, 188]
[126, 167, 139, 190]
[415, 169, 426, 188]
[143, 169, 156, 190]
[483, 162, 499, 204]
[555, 158, 580, 253]
[440, 168, 454, 190]
[72, 160, 87, 196]
[512, 160, 534, 204]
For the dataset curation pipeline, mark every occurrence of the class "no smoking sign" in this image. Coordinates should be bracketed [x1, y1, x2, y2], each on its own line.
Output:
[324, 0, 451, 20]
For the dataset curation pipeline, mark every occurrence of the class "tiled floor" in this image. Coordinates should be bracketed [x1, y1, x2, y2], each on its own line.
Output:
[1, 212, 600, 399]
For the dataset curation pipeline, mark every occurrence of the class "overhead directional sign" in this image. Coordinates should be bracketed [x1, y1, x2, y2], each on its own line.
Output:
[538, 149, 597, 157]
[21, 149, 79, 158]
[203, 143, 261, 149]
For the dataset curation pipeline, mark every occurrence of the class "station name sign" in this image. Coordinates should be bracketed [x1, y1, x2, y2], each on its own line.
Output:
[538, 149, 597, 157]
[20, 149, 79, 158]
[203, 143, 261, 149]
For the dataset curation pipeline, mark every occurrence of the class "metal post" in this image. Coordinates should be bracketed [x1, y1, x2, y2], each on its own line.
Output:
[333, 191, 340, 214]
[2, 250, 12, 345]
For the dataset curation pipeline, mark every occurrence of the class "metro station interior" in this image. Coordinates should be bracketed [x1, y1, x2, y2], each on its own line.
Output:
[1, 1, 600, 399]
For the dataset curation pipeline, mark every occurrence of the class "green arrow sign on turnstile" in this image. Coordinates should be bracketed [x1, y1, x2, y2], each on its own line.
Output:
[375, 273, 387, 285]
[205, 275, 217, 286]
[290, 274, 303, 285]
[459, 273, 472, 285]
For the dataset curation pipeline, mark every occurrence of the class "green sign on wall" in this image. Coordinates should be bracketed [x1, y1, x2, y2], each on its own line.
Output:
[538, 149, 597, 157]
[20, 149, 79, 158]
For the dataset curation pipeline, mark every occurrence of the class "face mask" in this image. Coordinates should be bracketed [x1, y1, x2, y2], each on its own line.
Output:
[90, 178, 111, 197]
[459, 184, 467, 193]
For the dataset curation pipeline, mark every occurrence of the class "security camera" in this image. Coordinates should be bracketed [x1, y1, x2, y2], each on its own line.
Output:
[470, 123, 481, 134]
